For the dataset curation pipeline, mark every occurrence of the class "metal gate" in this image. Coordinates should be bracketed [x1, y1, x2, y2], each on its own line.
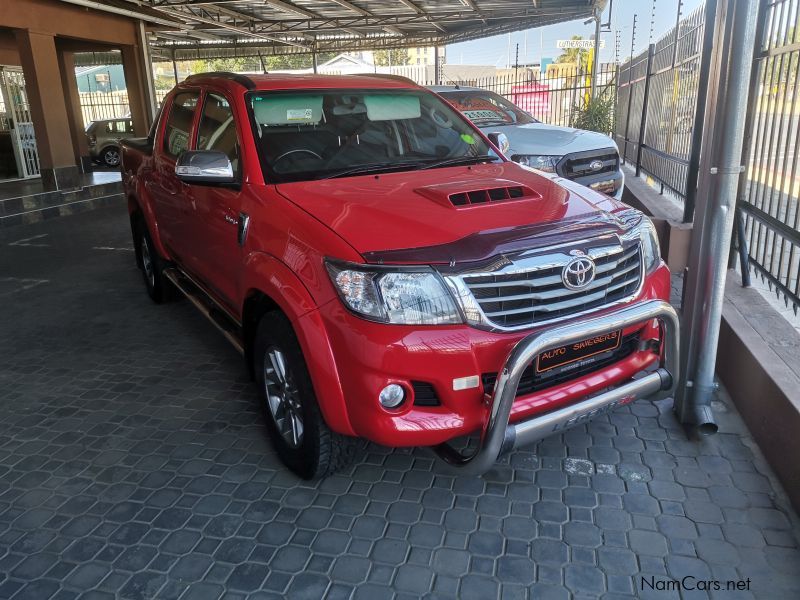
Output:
[735, 0, 800, 314]
[0, 67, 40, 179]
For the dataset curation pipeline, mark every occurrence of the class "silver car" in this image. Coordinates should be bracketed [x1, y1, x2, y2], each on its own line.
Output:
[430, 86, 624, 199]
[86, 118, 133, 167]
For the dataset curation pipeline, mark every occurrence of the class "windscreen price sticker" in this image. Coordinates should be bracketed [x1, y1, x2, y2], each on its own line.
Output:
[287, 108, 314, 121]
[464, 110, 503, 121]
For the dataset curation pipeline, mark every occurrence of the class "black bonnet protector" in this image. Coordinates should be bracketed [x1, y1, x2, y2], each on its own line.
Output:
[361, 212, 632, 272]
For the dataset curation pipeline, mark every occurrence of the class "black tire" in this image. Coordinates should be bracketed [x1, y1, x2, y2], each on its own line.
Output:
[102, 146, 121, 167]
[254, 311, 358, 479]
[133, 218, 174, 304]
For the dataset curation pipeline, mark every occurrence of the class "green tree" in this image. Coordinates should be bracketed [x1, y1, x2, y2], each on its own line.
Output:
[556, 35, 590, 70]
[185, 52, 340, 74]
[571, 87, 615, 134]
[374, 48, 410, 66]
[154, 74, 176, 90]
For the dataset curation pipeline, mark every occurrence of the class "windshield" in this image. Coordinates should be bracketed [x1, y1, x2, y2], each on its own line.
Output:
[439, 90, 538, 127]
[247, 89, 500, 183]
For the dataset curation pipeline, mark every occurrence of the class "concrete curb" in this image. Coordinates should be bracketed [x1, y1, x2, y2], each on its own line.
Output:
[620, 166, 692, 272]
[716, 278, 800, 511]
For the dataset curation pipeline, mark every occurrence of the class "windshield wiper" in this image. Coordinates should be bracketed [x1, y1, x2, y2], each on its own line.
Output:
[417, 154, 498, 170]
[321, 161, 423, 180]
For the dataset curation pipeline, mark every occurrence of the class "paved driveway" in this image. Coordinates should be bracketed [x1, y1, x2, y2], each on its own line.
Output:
[0, 204, 798, 599]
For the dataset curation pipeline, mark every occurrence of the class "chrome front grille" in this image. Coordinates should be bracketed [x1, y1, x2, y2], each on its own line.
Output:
[460, 242, 643, 330]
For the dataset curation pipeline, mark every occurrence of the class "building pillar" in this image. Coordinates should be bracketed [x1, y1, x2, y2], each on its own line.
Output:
[14, 28, 80, 190]
[57, 49, 92, 172]
[121, 43, 149, 138]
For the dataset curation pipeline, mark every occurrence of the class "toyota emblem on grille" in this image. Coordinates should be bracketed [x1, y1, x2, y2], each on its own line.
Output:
[562, 256, 596, 290]
[589, 159, 604, 171]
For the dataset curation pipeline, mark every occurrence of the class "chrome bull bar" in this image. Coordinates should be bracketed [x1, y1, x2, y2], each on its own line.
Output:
[433, 300, 680, 475]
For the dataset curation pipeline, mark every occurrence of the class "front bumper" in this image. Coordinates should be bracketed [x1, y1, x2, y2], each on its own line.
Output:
[571, 168, 625, 199]
[434, 299, 678, 475]
[316, 265, 672, 453]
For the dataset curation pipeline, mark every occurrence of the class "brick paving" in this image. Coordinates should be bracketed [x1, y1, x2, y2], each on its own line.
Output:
[0, 204, 799, 599]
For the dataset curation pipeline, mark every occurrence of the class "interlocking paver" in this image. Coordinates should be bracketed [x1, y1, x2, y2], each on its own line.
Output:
[0, 206, 799, 598]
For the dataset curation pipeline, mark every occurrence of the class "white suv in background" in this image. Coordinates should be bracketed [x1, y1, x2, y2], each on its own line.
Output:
[431, 85, 624, 199]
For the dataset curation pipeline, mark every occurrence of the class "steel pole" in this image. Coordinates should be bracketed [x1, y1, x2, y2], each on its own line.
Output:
[676, 0, 760, 435]
[171, 49, 178, 86]
[434, 45, 441, 85]
[591, 11, 602, 98]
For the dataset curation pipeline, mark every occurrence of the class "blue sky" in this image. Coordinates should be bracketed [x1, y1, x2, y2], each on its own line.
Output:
[447, 0, 704, 67]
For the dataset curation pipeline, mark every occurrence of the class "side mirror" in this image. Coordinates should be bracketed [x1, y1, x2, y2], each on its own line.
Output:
[175, 150, 235, 184]
[487, 132, 510, 156]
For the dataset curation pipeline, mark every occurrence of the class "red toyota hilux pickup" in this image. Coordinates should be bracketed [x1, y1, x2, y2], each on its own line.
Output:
[121, 72, 678, 479]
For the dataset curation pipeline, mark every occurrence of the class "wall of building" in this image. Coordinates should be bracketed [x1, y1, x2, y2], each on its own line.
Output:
[0, 0, 154, 189]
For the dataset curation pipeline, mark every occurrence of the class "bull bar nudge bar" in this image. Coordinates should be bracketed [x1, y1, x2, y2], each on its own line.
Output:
[433, 300, 679, 475]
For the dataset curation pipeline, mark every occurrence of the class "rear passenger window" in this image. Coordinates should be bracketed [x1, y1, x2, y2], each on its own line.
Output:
[196, 93, 240, 175]
[163, 92, 199, 158]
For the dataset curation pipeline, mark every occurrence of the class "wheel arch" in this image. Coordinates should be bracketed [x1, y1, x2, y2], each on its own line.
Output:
[127, 188, 170, 261]
[241, 254, 354, 436]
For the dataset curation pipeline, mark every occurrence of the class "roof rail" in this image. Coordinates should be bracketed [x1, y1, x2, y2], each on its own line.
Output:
[184, 71, 256, 90]
[358, 73, 418, 86]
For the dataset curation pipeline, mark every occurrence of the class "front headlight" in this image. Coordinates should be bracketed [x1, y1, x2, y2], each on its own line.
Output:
[512, 154, 562, 173]
[325, 261, 463, 325]
[619, 211, 661, 273]
[639, 219, 661, 273]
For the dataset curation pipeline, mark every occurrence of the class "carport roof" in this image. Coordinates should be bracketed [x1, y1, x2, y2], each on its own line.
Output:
[110, 0, 606, 60]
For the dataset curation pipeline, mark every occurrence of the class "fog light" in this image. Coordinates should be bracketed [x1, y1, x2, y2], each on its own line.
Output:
[379, 384, 405, 409]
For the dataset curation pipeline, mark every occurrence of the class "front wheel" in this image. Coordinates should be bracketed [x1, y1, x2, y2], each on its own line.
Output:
[254, 311, 358, 479]
[102, 146, 121, 167]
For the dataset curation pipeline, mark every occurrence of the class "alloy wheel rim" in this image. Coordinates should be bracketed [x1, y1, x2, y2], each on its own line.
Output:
[263, 346, 304, 448]
[106, 150, 120, 165]
[141, 236, 155, 288]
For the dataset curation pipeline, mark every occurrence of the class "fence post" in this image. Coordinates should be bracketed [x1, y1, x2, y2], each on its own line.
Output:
[683, 0, 718, 223]
[621, 64, 635, 165]
[613, 64, 620, 134]
[635, 44, 655, 177]
[622, 15, 638, 164]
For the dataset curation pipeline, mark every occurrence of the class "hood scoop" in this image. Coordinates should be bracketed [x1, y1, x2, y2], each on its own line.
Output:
[415, 178, 540, 208]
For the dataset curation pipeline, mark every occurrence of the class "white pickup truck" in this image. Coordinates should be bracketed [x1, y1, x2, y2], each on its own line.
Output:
[431, 85, 624, 199]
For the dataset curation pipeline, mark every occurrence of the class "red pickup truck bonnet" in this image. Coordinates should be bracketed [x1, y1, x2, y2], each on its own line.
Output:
[275, 162, 633, 265]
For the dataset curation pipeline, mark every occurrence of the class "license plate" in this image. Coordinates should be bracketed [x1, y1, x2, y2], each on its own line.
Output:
[536, 330, 622, 373]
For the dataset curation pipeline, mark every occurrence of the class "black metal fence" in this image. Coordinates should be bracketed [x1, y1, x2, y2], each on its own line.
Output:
[736, 0, 800, 314]
[446, 64, 619, 131]
[615, 4, 707, 221]
[79, 90, 169, 128]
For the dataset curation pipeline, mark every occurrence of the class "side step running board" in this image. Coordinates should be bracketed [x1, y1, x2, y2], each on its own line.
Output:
[163, 268, 245, 355]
